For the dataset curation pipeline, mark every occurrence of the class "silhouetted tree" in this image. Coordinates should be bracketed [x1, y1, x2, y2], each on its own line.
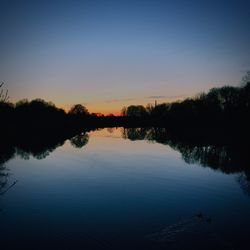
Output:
[13, 98, 66, 132]
[146, 104, 154, 115]
[151, 103, 170, 118]
[122, 105, 148, 117]
[68, 104, 89, 116]
[15, 99, 29, 107]
[121, 106, 127, 116]
[0, 82, 13, 127]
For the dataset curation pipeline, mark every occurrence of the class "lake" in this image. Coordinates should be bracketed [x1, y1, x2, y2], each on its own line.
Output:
[1, 128, 250, 250]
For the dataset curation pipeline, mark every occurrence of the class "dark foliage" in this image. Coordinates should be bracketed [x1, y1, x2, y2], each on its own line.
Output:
[121, 81, 250, 130]
[68, 104, 89, 116]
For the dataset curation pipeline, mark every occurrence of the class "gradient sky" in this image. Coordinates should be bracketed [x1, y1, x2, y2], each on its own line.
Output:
[1, 0, 250, 114]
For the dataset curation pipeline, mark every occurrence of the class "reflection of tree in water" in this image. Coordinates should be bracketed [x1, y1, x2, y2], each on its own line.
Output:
[122, 128, 249, 172]
[122, 127, 148, 141]
[166, 142, 249, 175]
[168, 144, 233, 172]
[122, 127, 250, 196]
[0, 131, 90, 199]
[107, 127, 114, 134]
[0, 145, 15, 194]
[0, 131, 91, 167]
[0, 164, 9, 193]
[237, 172, 250, 197]
[15, 141, 65, 160]
[70, 133, 89, 148]
[0, 155, 17, 199]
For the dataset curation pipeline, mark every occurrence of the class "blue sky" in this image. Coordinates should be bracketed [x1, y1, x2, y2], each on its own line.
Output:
[0, 0, 249, 113]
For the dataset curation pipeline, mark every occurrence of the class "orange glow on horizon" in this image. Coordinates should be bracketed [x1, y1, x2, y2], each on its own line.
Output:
[10, 94, 189, 116]
[60, 103, 122, 116]
[56, 95, 188, 116]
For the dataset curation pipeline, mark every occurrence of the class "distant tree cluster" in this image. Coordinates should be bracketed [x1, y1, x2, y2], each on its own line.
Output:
[121, 105, 148, 117]
[121, 72, 250, 128]
[68, 104, 89, 116]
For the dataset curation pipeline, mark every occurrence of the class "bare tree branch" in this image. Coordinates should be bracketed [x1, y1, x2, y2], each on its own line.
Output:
[0, 82, 9, 102]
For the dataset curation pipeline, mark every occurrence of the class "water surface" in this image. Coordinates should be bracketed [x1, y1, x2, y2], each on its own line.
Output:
[1, 128, 250, 249]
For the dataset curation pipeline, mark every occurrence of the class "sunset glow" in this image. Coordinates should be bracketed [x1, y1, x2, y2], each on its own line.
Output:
[1, 0, 249, 113]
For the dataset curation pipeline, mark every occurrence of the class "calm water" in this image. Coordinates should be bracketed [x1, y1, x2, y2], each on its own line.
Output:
[1, 128, 250, 250]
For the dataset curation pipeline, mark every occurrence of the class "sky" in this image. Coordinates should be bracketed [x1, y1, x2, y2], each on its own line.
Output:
[0, 0, 250, 114]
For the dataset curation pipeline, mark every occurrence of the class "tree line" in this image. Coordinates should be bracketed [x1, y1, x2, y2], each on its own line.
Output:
[121, 72, 250, 129]
[0, 72, 250, 132]
[0, 95, 122, 134]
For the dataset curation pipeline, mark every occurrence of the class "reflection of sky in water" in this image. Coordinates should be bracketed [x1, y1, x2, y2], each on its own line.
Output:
[1, 128, 250, 249]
